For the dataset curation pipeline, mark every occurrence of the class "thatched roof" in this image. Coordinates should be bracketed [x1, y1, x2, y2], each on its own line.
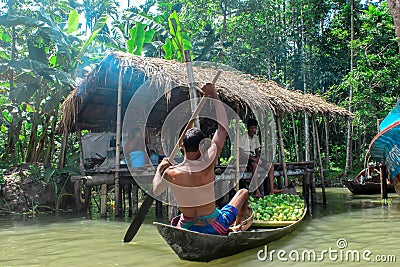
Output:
[61, 51, 352, 132]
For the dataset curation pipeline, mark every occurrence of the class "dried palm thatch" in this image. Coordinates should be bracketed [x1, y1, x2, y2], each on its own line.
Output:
[60, 51, 352, 132]
[60, 88, 80, 132]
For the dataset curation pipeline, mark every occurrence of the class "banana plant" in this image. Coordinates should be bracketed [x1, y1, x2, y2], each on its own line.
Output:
[125, 12, 165, 56]
[163, 11, 192, 62]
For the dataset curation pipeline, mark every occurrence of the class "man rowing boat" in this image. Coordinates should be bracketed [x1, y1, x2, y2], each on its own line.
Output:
[152, 83, 249, 235]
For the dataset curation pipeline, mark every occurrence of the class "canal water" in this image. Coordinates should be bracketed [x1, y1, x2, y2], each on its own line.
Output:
[1, 187, 399, 266]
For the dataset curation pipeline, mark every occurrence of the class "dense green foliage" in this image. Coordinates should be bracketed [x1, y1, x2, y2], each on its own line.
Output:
[0, 0, 399, 185]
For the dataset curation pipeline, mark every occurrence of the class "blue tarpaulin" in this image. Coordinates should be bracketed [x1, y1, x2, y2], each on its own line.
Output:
[369, 100, 400, 181]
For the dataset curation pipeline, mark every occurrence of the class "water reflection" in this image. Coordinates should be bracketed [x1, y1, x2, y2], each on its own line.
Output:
[1, 188, 399, 266]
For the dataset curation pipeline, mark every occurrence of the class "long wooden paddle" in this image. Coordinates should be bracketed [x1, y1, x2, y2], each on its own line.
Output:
[123, 70, 221, 243]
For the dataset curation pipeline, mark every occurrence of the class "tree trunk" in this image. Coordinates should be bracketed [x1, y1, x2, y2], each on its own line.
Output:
[218, 0, 228, 62]
[5, 26, 18, 165]
[25, 120, 38, 163]
[58, 128, 69, 170]
[345, 0, 355, 175]
[356, 123, 362, 169]
[33, 115, 50, 162]
[45, 108, 59, 168]
[387, 0, 400, 48]
[301, 6, 310, 162]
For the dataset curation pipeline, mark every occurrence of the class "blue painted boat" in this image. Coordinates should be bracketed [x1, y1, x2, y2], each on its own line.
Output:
[369, 100, 400, 192]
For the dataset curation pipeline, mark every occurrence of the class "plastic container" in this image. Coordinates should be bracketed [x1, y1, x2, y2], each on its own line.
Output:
[129, 151, 145, 168]
[150, 153, 159, 164]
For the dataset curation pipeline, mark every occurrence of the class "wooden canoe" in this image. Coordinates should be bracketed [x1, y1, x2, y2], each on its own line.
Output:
[343, 180, 396, 195]
[369, 101, 400, 188]
[153, 207, 307, 262]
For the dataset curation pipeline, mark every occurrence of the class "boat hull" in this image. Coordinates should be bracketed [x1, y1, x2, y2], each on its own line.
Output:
[343, 180, 395, 195]
[154, 208, 306, 262]
[369, 101, 400, 183]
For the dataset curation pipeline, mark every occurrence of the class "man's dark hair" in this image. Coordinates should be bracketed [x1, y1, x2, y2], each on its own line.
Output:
[183, 127, 205, 152]
[246, 118, 258, 129]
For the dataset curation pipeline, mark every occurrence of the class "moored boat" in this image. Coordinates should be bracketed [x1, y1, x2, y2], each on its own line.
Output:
[369, 100, 400, 194]
[343, 180, 395, 195]
[153, 206, 307, 262]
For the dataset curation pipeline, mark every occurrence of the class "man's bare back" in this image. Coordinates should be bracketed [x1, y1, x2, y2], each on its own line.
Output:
[163, 143, 219, 217]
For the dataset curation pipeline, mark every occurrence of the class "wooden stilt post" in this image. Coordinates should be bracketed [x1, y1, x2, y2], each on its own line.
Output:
[310, 171, 317, 204]
[114, 67, 123, 217]
[292, 114, 300, 162]
[324, 115, 330, 169]
[100, 184, 107, 217]
[73, 180, 83, 212]
[261, 111, 274, 196]
[126, 184, 132, 217]
[303, 171, 311, 214]
[312, 115, 327, 206]
[132, 182, 138, 216]
[381, 164, 388, 203]
[276, 115, 288, 187]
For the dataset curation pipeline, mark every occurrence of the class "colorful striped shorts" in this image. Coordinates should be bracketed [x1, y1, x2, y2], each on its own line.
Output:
[177, 204, 238, 235]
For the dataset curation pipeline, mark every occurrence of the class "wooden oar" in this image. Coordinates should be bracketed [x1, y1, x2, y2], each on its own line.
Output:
[123, 71, 221, 243]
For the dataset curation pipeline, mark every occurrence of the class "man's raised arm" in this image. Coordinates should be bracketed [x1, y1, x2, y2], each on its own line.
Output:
[201, 83, 228, 150]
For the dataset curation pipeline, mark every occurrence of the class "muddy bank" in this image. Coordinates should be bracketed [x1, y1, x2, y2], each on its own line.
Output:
[0, 165, 55, 213]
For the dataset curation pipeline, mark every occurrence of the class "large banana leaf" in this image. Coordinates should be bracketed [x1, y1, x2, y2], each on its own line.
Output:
[163, 11, 192, 62]
[74, 13, 108, 66]
[127, 22, 146, 55]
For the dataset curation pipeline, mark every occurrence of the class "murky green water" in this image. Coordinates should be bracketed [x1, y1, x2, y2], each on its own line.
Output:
[1, 188, 400, 266]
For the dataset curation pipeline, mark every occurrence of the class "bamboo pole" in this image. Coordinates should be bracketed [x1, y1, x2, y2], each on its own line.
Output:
[304, 115, 311, 162]
[114, 66, 123, 217]
[185, 50, 200, 129]
[312, 115, 327, 206]
[276, 115, 288, 186]
[263, 112, 270, 195]
[292, 114, 300, 162]
[324, 115, 330, 169]
[235, 105, 240, 192]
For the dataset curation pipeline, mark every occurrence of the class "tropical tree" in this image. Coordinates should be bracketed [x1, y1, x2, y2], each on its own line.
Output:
[387, 0, 400, 47]
[328, 2, 400, 168]
[0, 0, 107, 168]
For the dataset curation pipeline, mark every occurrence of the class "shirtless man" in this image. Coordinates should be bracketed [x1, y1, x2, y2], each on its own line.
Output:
[152, 83, 249, 235]
[354, 162, 381, 184]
